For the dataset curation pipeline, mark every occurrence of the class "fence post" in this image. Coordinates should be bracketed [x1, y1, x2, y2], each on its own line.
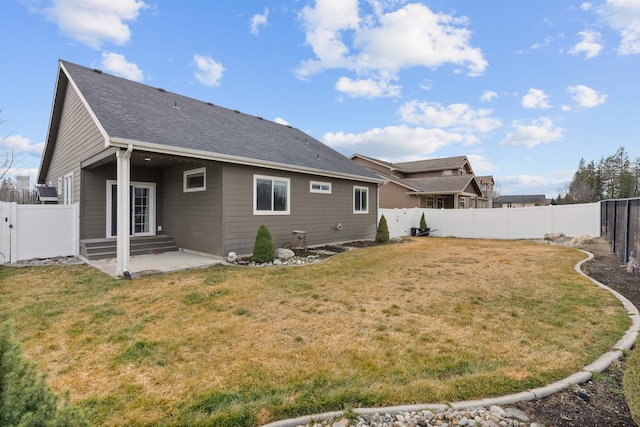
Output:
[9, 202, 18, 263]
[73, 203, 80, 256]
[624, 199, 631, 264]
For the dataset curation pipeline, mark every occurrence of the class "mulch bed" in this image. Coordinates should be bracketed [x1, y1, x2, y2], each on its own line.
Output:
[512, 237, 639, 426]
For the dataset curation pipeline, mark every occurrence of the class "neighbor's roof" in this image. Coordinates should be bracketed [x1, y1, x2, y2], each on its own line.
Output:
[404, 175, 481, 195]
[350, 153, 472, 174]
[392, 156, 471, 174]
[36, 186, 58, 201]
[39, 60, 382, 183]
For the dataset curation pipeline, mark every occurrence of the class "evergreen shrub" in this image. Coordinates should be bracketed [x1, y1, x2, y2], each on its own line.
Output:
[376, 215, 390, 243]
[252, 224, 276, 263]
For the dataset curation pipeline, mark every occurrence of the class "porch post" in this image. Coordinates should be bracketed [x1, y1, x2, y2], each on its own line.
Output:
[116, 146, 132, 277]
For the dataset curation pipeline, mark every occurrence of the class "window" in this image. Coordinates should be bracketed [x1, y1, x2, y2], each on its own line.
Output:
[442, 170, 453, 177]
[183, 167, 206, 192]
[310, 181, 331, 194]
[57, 177, 62, 197]
[353, 186, 368, 214]
[254, 175, 290, 215]
[459, 198, 465, 209]
[63, 173, 73, 204]
[426, 196, 434, 208]
[436, 197, 444, 209]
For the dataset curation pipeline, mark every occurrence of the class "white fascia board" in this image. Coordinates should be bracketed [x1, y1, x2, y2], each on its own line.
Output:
[109, 137, 386, 184]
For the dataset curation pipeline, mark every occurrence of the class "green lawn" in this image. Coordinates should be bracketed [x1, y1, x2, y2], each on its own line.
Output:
[0, 238, 630, 426]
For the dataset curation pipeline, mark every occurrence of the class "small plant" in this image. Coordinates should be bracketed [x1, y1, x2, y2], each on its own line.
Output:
[0, 320, 89, 427]
[420, 212, 428, 229]
[252, 224, 275, 263]
[376, 214, 390, 243]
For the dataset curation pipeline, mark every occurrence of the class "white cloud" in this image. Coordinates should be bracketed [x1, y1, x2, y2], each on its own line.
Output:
[521, 88, 551, 109]
[530, 35, 553, 50]
[4, 168, 40, 187]
[398, 100, 502, 133]
[466, 153, 498, 174]
[40, 0, 147, 49]
[193, 54, 225, 87]
[100, 52, 144, 81]
[500, 117, 565, 148]
[569, 30, 603, 58]
[581, 3, 593, 11]
[322, 125, 471, 159]
[499, 173, 571, 198]
[297, 0, 359, 79]
[353, 4, 487, 76]
[335, 76, 401, 98]
[274, 117, 290, 126]
[0, 134, 44, 157]
[480, 90, 497, 102]
[567, 84, 607, 108]
[297, 1, 487, 97]
[600, 0, 640, 54]
[250, 7, 269, 35]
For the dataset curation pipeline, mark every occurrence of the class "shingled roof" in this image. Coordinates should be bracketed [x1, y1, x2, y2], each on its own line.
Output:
[40, 60, 382, 183]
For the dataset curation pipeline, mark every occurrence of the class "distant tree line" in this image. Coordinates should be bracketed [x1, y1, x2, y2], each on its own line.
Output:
[554, 146, 640, 204]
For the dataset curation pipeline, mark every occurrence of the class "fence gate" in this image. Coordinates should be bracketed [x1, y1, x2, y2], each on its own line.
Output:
[0, 202, 16, 265]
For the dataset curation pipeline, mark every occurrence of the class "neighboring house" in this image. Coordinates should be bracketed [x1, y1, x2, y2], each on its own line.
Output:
[476, 175, 495, 208]
[38, 60, 384, 276]
[493, 195, 547, 208]
[351, 154, 483, 209]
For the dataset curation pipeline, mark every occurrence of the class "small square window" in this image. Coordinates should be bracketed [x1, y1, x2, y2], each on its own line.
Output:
[310, 181, 331, 194]
[184, 168, 206, 192]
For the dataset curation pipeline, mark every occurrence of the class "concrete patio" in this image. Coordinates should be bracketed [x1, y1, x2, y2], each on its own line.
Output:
[82, 250, 224, 278]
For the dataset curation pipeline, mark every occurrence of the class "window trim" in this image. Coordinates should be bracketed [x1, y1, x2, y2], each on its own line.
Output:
[310, 180, 332, 194]
[183, 167, 206, 192]
[63, 172, 73, 204]
[253, 174, 291, 215]
[353, 185, 369, 214]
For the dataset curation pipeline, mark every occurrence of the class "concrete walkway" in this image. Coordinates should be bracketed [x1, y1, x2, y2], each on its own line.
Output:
[82, 250, 223, 278]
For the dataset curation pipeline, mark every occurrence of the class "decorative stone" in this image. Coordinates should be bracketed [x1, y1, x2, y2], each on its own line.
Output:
[276, 248, 295, 259]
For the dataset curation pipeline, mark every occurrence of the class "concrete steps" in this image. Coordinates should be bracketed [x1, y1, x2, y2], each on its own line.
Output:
[80, 235, 178, 260]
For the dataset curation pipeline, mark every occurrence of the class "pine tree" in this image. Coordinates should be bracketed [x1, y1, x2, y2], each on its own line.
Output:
[0, 320, 89, 427]
[252, 225, 275, 263]
[419, 213, 428, 229]
[376, 215, 390, 243]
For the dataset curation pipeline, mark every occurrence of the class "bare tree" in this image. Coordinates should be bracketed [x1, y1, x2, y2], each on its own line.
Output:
[0, 109, 16, 181]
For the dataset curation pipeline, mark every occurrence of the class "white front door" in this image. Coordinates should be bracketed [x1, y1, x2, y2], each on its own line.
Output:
[107, 181, 156, 238]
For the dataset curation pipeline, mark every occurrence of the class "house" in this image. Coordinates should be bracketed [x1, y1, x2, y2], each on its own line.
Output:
[351, 154, 484, 209]
[475, 175, 495, 208]
[38, 60, 384, 276]
[493, 195, 547, 208]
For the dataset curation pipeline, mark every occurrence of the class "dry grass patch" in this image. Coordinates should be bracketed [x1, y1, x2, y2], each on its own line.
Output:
[0, 238, 629, 426]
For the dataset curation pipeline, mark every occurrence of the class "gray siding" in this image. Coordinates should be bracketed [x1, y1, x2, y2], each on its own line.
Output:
[162, 162, 223, 255]
[81, 163, 164, 239]
[222, 165, 378, 256]
[44, 83, 105, 205]
[380, 181, 421, 209]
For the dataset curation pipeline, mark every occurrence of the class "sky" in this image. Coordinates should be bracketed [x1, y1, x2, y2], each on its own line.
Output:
[1, 0, 640, 198]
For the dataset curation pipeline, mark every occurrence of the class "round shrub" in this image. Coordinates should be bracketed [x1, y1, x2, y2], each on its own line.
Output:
[252, 225, 275, 263]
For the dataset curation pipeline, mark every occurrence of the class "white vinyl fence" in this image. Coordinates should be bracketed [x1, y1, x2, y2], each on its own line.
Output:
[0, 202, 79, 264]
[380, 203, 601, 240]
